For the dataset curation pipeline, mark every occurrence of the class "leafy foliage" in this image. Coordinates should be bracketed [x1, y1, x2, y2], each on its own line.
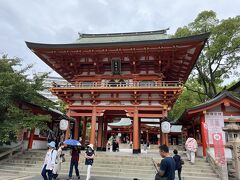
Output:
[169, 11, 240, 120]
[0, 55, 53, 143]
[175, 10, 240, 99]
[168, 80, 205, 120]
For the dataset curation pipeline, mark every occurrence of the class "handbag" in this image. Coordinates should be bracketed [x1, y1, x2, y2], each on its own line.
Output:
[180, 158, 184, 165]
[60, 154, 65, 163]
[155, 173, 167, 180]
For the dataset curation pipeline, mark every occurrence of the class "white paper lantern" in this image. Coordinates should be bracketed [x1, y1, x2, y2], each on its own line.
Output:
[60, 119, 69, 131]
[161, 121, 171, 133]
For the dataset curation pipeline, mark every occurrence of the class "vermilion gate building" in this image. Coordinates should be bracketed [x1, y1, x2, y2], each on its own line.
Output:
[26, 30, 209, 153]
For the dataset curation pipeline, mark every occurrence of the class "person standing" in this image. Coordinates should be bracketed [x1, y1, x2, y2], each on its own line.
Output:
[185, 134, 198, 164]
[53, 142, 65, 180]
[156, 144, 175, 180]
[67, 146, 81, 180]
[41, 141, 57, 180]
[173, 149, 183, 180]
[85, 144, 95, 180]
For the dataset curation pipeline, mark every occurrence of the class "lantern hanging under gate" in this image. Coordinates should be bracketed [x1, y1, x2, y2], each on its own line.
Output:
[161, 121, 171, 133]
[60, 119, 69, 131]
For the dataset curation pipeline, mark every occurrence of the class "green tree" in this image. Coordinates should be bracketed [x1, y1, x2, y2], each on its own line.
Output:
[0, 55, 53, 143]
[175, 10, 240, 99]
[168, 80, 205, 120]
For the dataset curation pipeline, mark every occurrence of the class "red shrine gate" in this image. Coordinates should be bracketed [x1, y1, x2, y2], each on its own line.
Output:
[26, 29, 209, 153]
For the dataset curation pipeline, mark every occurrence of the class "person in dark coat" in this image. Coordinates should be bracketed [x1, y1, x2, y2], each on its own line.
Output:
[112, 139, 117, 152]
[67, 146, 81, 180]
[173, 149, 183, 180]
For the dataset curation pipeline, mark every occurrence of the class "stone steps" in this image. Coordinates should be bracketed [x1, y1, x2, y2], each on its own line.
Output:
[0, 170, 29, 180]
[0, 150, 220, 180]
[0, 168, 155, 180]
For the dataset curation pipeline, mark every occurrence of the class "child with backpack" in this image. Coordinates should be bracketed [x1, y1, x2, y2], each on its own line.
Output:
[173, 149, 184, 180]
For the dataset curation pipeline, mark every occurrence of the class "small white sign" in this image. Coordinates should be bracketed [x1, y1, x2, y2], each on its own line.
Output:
[161, 121, 171, 133]
[60, 119, 69, 131]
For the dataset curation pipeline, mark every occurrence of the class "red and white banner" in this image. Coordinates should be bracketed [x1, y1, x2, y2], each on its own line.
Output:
[212, 132, 225, 165]
[205, 112, 225, 144]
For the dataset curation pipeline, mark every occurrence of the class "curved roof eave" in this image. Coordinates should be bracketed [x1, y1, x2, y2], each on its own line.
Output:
[25, 32, 210, 49]
[187, 91, 240, 114]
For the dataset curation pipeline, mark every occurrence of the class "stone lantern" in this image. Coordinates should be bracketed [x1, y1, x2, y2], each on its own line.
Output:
[223, 118, 240, 180]
[223, 118, 240, 144]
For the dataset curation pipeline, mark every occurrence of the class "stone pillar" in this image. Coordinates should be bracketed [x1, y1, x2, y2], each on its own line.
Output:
[133, 107, 140, 154]
[90, 106, 97, 146]
[74, 117, 80, 140]
[97, 117, 103, 151]
[232, 139, 240, 180]
[81, 117, 87, 147]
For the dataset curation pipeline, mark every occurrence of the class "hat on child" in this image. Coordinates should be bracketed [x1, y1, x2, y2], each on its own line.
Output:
[48, 141, 56, 149]
[87, 144, 94, 150]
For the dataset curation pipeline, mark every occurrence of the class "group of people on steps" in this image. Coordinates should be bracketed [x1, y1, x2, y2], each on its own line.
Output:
[41, 142, 95, 180]
[41, 134, 197, 180]
[155, 134, 198, 180]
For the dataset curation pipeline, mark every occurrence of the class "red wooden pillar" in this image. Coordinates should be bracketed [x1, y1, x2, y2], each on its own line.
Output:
[146, 131, 149, 142]
[81, 117, 87, 147]
[65, 110, 71, 140]
[165, 134, 169, 146]
[130, 132, 133, 142]
[139, 119, 141, 150]
[28, 128, 35, 149]
[90, 106, 97, 146]
[103, 116, 108, 151]
[97, 117, 103, 151]
[161, 132, 165, 145]
[200, 113, 207, 157]
[133, 107, 140, 154]
[74, 117, 80, 140]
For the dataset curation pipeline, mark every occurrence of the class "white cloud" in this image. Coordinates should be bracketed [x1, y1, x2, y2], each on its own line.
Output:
[0, 0, 239, 79]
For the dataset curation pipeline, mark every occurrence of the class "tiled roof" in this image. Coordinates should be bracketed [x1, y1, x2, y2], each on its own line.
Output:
[76, 29, 170, 44]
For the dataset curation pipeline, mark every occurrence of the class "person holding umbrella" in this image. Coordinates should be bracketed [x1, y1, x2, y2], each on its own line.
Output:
[64, 139, 81, 180]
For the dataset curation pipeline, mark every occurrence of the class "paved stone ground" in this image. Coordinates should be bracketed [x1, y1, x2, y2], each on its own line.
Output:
[14, 175, 130, 180]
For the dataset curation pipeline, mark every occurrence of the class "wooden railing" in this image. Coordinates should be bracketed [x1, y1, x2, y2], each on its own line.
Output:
[53, 81, 183, 89]
[0, 143, 24, 160]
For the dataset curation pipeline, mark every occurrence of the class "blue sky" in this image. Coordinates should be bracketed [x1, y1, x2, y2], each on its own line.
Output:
[0, 0, 239, 80]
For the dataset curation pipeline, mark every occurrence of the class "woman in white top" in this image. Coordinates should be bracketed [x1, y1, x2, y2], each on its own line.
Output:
[53, 142, 65, 179]
[41, 141, 57, 180]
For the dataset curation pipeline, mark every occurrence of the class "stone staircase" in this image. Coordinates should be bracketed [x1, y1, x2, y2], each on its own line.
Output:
[152, 155, 221, 180]
[0, 150, 220, 180]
